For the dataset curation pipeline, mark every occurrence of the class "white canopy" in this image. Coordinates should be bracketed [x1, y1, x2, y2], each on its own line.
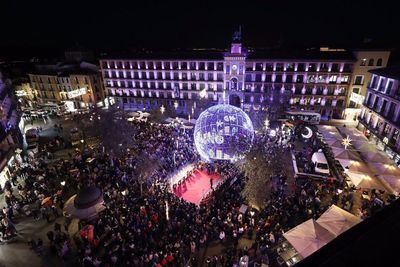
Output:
[331, 147, 362, 161]
[127, 111, 140, 117]
[346, 161, 373, 174]
[347, 172, 387, 191]
[317, 125, 339, 132]
[337, 159, 357, 169]
[351, 141, 377, 152]
[361, 151, 393, 164]
[379, 175, 400, 194]
[325, 139, 345, 148]
[338, 127, 368, 141]
[316, 205, 361, 237]
[138, 111, 151, 117]
[317, 125, 342, 140]
[283, 219, 335, 258]
[368, 163, 400, 176]
[322, 132, 343, 140]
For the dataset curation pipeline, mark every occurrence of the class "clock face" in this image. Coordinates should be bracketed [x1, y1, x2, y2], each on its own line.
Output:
[215, 135, 224, 144]
[232, 64, 237, 71]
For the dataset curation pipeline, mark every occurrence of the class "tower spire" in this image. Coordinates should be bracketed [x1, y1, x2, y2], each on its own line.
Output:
[232, 26, 242, 42]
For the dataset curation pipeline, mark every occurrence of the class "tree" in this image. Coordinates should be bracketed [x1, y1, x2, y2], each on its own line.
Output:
[236, 138, 285, 209]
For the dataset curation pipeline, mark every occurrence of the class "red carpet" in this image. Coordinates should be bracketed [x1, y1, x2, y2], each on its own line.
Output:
[173, 169, 220, 205]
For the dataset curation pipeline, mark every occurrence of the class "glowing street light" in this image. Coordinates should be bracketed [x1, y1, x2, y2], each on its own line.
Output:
[160, 105, 165, 114]
[174, 101, 179, 110]
[264, 118, 270, 129]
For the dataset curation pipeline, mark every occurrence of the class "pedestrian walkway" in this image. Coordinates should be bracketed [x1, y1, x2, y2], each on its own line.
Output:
[173, 169, 220, 205]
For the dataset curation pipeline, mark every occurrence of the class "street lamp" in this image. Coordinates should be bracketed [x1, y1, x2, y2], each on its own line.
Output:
[160, 105, 165, 114]
[174, 101, 179, 110]
[264, 118, 270, 130]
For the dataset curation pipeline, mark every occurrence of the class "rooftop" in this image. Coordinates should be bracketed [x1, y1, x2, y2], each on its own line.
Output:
[100, 49, 225, 60]
[297, 198, 400, 267]
[28, 62, 99, 77]
[100, 47, 356, 61]
[247, 48, 355, 61]
[369, 66, 400, 80]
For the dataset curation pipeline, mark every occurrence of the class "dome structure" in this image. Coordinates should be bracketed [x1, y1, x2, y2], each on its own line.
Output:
[194, 104, 254, 161]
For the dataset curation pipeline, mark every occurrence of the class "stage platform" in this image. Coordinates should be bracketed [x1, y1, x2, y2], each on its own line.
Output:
[172, 169, 220, 205]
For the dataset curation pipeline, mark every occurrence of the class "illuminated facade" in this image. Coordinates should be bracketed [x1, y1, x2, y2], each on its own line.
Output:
[100, 37, 362, 119]
[28, 62, 105, 110]
[0, 71, 22, 190]
[358, 66, 400, 164]
[194, 104, 254, 161]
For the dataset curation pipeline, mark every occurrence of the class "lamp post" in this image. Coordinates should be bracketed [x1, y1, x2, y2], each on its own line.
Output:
[264, 118, 270, 131]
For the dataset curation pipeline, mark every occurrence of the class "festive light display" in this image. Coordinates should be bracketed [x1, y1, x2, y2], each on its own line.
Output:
[194, 104, 254, 161]
[342, 135, 352, 150]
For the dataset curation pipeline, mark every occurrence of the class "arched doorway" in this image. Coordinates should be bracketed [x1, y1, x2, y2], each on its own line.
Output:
[229, 94, 241, 107]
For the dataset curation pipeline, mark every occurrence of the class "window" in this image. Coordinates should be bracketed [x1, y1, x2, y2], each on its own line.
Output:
[226, 65, 230, 74]
[354, 75, 364, 85]
[387, 80, 393, 93]
[320, 63, 328, 71]
[373, 96, 380, 109]
[388, 103, 396, 118]
[329, 75, 337, 83]
[285, 74, 293, 83]
[370, 75, 377, 88]
[378, 78, 386, 92]
[276, 63, 284, 71]
[307, 75, 316, 83]
[297, 63, 305, 71]
[360, 59, 367, 66]
[341, 75, 349, 84]
[296, 75, 304, 83]
[317, 75, 326, 83]
[377, 58, 383, 66]
[381, 99, 387, 113]
[352, 87, 360, 94]
[331, 64, 339, 72]
[275, 75, 282, 83]
[286, 63, 294, 71]
[367, 59, 376, 68]
[308, 63, 316, 72]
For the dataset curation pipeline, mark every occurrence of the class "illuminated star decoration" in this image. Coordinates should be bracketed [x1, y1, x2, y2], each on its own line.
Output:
[341, 135, 352, 150]
[216, 120, 223, 127]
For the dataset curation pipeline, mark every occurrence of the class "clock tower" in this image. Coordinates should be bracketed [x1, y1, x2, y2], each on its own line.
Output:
[223, 27, 246, 108]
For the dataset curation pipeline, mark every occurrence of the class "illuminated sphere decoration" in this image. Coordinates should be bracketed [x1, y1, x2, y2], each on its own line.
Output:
[194, 104, 254, 161]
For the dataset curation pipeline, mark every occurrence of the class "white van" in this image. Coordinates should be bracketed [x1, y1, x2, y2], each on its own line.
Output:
[311, 150, 330, 175]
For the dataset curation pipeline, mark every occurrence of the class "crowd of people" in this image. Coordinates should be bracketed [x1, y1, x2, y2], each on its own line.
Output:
[0, 111, 397, 267]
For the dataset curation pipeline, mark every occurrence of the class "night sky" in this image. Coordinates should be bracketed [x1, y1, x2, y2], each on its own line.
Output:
[1, 0, 399, 59]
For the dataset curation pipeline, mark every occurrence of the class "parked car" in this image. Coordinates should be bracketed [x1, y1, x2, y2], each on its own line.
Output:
[311, 150, 330, 175]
